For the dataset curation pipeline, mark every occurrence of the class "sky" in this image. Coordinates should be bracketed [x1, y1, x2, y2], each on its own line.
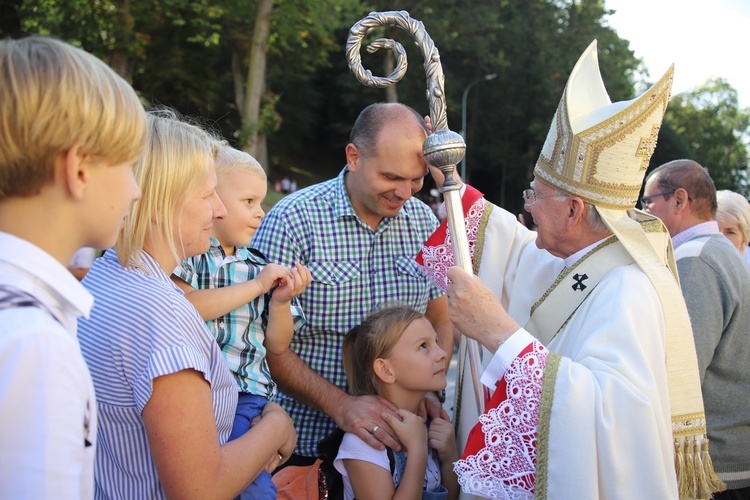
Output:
[604, 0, 750, 108]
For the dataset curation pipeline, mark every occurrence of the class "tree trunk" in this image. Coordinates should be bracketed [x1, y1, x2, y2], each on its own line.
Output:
[110, 0, 132, 83]
[256, 135, 268, 175]
[240, 0, 273, 168]
[231, 49, 244, 112]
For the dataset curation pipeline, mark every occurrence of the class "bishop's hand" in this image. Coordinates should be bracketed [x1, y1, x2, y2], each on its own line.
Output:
[446, 266, 519, 352]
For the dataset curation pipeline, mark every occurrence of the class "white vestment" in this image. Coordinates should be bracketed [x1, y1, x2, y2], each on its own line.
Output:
[419, 190, 678, 499]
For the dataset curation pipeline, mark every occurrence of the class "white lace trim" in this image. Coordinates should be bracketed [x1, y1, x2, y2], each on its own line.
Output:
[421, 198, 486, 291]
[454, 341, 547, 499]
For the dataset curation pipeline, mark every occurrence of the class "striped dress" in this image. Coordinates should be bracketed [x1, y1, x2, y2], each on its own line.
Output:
[78, 250, 237, 499]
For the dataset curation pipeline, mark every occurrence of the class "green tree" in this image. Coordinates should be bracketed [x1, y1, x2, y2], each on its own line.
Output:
[385, 0, 641, 211]
[222, 0, 364, 175]
[659, 78, 750, 194]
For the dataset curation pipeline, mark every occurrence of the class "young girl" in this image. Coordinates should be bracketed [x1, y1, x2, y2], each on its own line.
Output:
[334, 304, 459, 500]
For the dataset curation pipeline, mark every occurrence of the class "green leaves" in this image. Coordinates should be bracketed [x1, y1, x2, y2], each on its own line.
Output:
[660, 78, 750, 194]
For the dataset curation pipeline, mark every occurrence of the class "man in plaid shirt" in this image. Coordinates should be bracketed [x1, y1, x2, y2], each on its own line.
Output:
[252, 102, 453, 462]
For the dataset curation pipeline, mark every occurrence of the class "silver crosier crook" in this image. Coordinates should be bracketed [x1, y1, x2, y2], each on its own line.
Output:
[345, 10, 485, 420]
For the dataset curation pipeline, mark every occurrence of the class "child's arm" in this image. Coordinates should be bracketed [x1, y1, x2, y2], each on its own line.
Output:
[171, 263, 294, 321]
[346, 409, 428, 500]
[264, 263, 311, 354]
[427, 408, 460, 500]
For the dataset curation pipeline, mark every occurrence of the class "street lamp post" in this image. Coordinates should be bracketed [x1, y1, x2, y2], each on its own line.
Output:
[461, 73, 497, 182]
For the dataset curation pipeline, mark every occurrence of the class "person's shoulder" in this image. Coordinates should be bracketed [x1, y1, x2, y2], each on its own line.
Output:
[338, 432, 389, 465]
[245, 247, 269, 263]
[404, 195, 434, 213]
[89, 259, 194, 318]
[403, 197, 438, 223]
[704, 234, 743, 257]
[679, 234, 745, 272]
[675, 233, 728, 260]
[702, 236, 750, 280]
[0, 307, 84, 360]
[270, 179, 337, 212]
[258, 180, 340, 239]
[176, 252, 203, 271]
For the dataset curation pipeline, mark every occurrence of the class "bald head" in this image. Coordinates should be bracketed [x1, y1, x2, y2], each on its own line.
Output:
[349, 103, 428, 158]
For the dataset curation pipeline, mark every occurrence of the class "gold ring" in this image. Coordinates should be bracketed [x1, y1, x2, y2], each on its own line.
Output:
[277, 453, 283, 461]
[372, 425, 380, 433]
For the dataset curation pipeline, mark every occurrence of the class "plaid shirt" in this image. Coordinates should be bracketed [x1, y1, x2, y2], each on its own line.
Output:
[251, 167, 443, 456]
[175, 240, 306, 398]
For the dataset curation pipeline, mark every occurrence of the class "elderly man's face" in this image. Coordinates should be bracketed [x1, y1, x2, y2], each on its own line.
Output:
[641, 174, 677, 234]
[524, 178, 569, 257]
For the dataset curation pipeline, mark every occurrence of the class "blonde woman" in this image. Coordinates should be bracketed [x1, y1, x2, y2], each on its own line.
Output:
[78, 109, 295, 499]
[716, 189, 750, 255]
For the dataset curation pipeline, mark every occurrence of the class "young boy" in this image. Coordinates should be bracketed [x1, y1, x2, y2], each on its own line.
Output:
[172, 146, 311, 499]
[0, 36, 145, 498]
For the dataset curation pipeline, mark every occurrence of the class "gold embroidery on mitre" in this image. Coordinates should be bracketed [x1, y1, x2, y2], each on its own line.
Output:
[534, 65, 675, 210]
[637, 124, 662, 171]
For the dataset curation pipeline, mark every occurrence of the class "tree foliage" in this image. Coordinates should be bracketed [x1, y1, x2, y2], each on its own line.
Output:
[657, 78, 750, 194]
[3, 0, 747, 205]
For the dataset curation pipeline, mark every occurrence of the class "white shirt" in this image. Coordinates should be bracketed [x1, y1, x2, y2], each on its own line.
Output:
[334, 431, 443, 500]
[0, 231, 96, 499]
[69, 247, 97, 269]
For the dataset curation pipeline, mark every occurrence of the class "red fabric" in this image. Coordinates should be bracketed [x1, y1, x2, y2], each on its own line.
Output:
[416, 185, 484, 267]
[416, 185, 486, 291]
[459, 342, 541, 494]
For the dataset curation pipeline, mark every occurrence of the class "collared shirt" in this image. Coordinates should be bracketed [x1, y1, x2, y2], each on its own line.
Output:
[251, 167, 443, 456]
[0, 231, 96, 499]
[175, 238, 306, 397]
[672, 220, 720, 249]
[78, 250, 237, 499]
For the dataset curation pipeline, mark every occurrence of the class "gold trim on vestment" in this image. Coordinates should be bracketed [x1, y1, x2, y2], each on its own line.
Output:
[535, 352, 561, 500]
[473, 203, 492, 275]
[529, 235, 617, 319]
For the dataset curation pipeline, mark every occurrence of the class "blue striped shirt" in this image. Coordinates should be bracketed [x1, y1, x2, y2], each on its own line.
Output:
[78, 250, 237, 499]
[251, 167, 442, 456]
[175, 239, 306, 397]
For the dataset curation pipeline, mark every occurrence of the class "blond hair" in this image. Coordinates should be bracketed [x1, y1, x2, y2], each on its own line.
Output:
[0, 36, 145, 198]
[342, 303, 424, 396]
[215, 145, 266, 180]
[716, 189, 750, 248]
[115, 108, 224, 269]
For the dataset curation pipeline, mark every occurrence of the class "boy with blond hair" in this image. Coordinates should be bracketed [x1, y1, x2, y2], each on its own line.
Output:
[0, 36, 145, 498]
[173, 146, 311, 499]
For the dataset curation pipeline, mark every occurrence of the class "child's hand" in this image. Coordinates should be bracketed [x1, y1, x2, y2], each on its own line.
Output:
[254, 264, 293, 294]
[382, 409, 427, 454]
[269, 263, 311, 303]
[427, 408, 458, 464]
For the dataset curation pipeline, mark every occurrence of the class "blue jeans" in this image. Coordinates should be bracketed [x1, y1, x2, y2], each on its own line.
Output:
[229, 393, 276, 500]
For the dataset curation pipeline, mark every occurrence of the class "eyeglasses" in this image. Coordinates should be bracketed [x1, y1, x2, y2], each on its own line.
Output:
[640, 189, 676, 209]
[522, 188, 562, 206]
